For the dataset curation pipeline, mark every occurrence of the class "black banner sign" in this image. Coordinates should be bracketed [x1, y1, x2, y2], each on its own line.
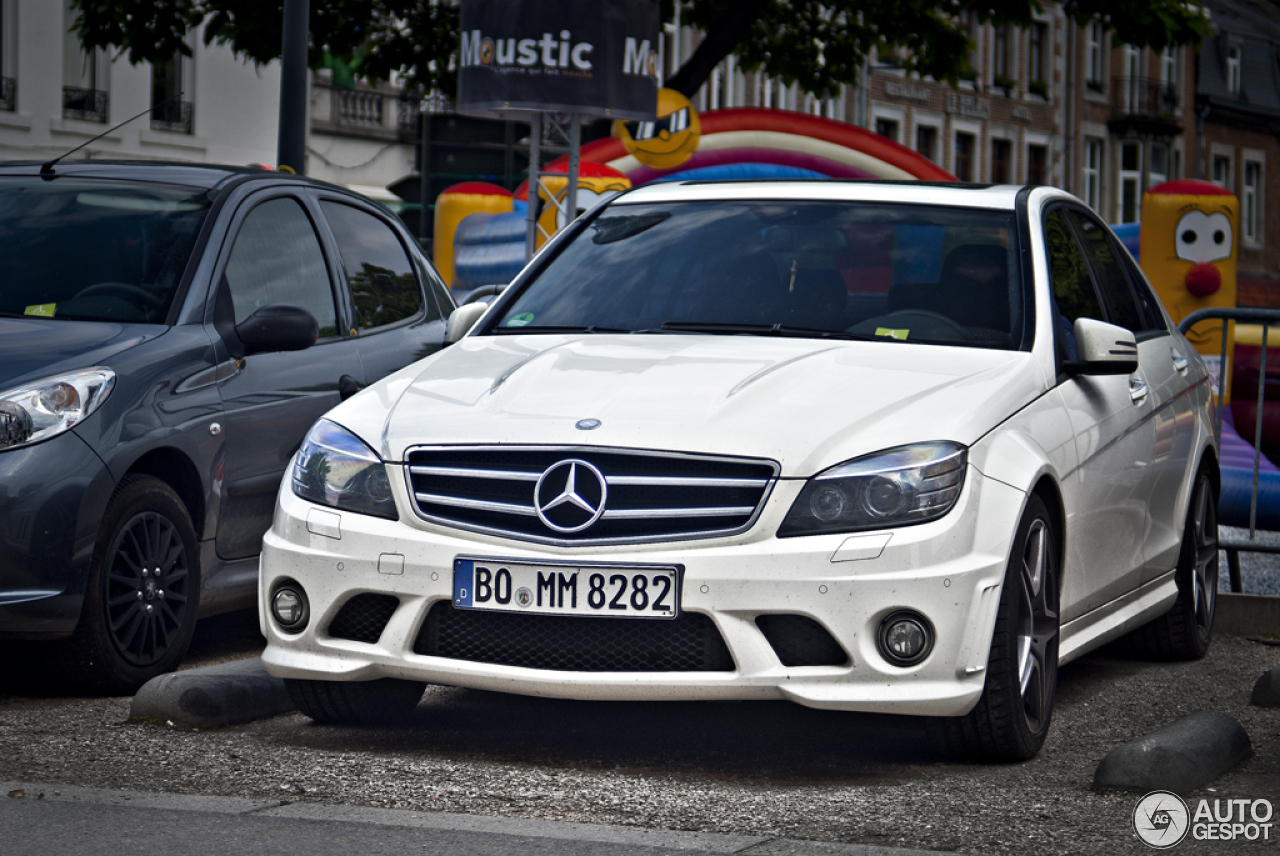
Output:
[457, 0, 659, 120]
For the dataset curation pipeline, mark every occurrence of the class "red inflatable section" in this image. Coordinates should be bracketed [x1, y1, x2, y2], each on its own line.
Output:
[543, 108, 954, 182]
[1147, 179, 1235, 196]
[441, 181, 512, 196]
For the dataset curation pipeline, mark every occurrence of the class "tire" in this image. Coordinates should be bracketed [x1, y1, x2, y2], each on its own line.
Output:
[1124, 469, 1218, 660]
[48, 475, 200, 695]
[930, 494, 1060, 762]
[286, 678, 427, 725]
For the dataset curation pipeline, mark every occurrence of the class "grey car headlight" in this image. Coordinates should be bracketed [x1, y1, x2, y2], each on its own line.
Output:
[0, 367, 116, 451]
[291, 419, 398, 520]
[778, 442, 967, 537]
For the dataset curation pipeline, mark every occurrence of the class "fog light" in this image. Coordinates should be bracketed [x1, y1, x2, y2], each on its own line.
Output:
[271, 584, 309, 632]
[877, 611, 933, 666]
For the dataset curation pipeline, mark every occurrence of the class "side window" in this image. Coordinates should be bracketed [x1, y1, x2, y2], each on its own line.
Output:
[224, 197, 337, 338]
[320, 201, 424, 331]
[1044, 209, 1102, 324]
[1121, 253, 1169, 333]
[1066, 211, 1148, 333]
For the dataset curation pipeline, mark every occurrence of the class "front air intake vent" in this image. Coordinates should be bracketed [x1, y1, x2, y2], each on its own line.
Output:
[414, 602, 735, 672]
[327, 594, 399, 644]
[756, 614, 848, 667]
[404, 446, 777, 546]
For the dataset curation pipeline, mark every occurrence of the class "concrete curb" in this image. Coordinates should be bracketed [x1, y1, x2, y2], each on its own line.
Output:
[1092, 711, 1252, 796]
[1216, 592, 1280, 638]
[130, 658, 296, 729]
[1251, 666, 1280, 707]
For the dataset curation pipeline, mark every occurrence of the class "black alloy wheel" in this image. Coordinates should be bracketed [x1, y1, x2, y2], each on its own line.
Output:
[929, 493, 1060, 762]
[49, 475, 200, 694]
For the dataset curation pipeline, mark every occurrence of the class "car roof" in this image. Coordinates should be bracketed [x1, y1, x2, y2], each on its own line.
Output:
[0, 160, 352, 194]
[613, 179, 1030, 210]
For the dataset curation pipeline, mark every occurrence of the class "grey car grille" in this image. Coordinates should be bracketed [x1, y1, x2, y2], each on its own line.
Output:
[404, 446, 778, 545]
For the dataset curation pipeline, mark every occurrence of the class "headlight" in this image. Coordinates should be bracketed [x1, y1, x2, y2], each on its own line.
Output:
[0, 367, 115, 452]
[291, 419, 398, 520]
[778, 442, 967, 537]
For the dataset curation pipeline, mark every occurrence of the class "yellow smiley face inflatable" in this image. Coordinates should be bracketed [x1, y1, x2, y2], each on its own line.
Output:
[613, 88, 701, 170]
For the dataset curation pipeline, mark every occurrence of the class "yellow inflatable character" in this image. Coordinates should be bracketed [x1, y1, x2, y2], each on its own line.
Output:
[1139, 178, 1238, 399]
[531, 162, 631, 249]
[612, 88, 701, 170]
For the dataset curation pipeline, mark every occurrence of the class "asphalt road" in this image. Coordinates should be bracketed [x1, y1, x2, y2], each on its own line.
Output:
[1, 610, 1278, 856]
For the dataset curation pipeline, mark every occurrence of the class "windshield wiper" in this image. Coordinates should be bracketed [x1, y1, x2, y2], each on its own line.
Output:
[492, 325, 633, 335]
[659, 322, 876, 341]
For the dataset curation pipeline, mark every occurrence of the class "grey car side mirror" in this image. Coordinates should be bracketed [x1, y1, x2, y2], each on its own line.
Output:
[1064, 317, 1139, 376]
[446, 302, 491, 344]
[235, 304, 319, 356]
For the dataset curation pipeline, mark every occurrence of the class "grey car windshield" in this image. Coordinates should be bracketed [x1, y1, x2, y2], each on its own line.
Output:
[0, 178, 212, 324]
[496, 199, 1026, 349]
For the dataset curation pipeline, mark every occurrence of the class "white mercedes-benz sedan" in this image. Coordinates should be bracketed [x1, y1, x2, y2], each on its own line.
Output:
[259, 181, 1218, 761]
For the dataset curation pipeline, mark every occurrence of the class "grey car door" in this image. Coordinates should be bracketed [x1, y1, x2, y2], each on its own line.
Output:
[212, 192, 366, 560]
[317, 198, 449, 386]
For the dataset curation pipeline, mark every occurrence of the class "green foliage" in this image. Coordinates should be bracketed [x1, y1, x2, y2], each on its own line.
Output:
[72, 0, 1210, 99]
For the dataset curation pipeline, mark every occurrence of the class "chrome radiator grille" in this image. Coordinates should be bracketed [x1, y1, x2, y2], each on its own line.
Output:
[404, 446, 777, 545]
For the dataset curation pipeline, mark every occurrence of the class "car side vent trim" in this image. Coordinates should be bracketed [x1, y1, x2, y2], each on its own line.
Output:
[327, 593, 400, 644]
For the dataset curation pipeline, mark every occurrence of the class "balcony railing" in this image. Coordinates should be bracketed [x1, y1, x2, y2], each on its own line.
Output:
[150, 99, 193, 134]
[63, 86, 108, 123]
[1109, 76, 1180, 135]
[335, 89, 383, 128]
[0, 77, 14, 112]
[312, 80, 422, 142]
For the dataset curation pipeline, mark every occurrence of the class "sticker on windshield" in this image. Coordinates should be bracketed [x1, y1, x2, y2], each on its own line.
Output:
[506, 312, 535, 327]
[24, 303, 56, 317]
[875, 327, 909, 340]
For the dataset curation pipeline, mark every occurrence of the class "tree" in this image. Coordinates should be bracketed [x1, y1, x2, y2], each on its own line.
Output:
[72, 0, 1209, 101]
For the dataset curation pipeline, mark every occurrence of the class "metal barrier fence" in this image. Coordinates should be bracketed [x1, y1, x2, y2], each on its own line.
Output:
[1179, 306, 1280, 591]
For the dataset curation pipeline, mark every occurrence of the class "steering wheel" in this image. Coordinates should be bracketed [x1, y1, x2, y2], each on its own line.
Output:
[74, 282, 164, 307]
[861, 309, 967, 337]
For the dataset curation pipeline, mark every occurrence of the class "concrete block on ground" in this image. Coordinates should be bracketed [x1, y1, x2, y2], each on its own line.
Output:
[1215, 593, 1280, 638]
[1093, 711, 1252, 796]
[1251, 666, 1280, 707]
[131, 658, 295, 729]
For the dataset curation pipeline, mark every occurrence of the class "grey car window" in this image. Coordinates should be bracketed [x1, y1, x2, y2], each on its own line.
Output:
[225, 197, 337, 338]
[320, 201, 423, 332]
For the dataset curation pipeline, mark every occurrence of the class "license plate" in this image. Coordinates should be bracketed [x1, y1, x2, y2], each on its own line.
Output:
[453, 557, 680, 619]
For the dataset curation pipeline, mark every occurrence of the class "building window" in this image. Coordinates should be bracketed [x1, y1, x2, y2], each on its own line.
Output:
[62, 0, 107, 123]
[916, 125, 938, 163]
[991, 139, 1012, 183]
[958, 11, 980, 81]
[954, 132, 975, 181]
[151, 52, 193, 134]
[1213, 153, 1233, 190]
[1027, 144, 1047, 184]
[1150, 143, 1169, 187]
[874, 118, 900, 143]
[1243, 161, 1262, 243]
[993, 25, 1013, 88]
[1029, 23, 1048, 97]
[1083, 138, 1102, 210]
[1227, 44, 1242, 97]
[1123, 45, 1142, 113]
[1086, 22, 1104, 91]
[1119, 141, 1142, 224]
[1160, 47, 1177, 89]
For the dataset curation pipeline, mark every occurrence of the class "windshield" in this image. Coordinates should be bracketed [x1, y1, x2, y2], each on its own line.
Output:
[494, 199, 1026, 349]
[0, 178, 213, 324]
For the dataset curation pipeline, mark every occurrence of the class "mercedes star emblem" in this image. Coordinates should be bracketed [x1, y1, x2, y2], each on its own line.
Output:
[534, 459, 608, 533]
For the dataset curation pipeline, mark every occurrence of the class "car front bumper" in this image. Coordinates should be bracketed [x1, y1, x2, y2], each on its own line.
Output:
[260, 466, 1027, 717]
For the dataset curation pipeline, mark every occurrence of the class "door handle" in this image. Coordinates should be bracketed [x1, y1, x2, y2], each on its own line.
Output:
[1129, 376, 1149, 403]
[1172, 351, 1189, 373]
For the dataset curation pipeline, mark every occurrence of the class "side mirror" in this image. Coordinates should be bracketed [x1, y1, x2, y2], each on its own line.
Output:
[1064, 317, 1139, 376]
[235, 304, 319, 356]
[446, 302, 491, 344]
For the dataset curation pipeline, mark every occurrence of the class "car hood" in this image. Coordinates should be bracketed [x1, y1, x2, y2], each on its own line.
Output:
[0, 317, 166, 390]
[340, 334, 1046, 476]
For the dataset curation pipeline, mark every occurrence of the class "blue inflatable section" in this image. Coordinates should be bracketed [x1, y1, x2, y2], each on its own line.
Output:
[648, 163, 828, 183]
[452, 199, 529, 291]
[1110, 222, 1140, 262]
[1218, 407, 1280, 529]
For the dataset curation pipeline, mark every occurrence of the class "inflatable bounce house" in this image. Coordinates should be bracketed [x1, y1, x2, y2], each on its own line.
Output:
[439, 89, 953, 293]
[1121, 179, 1280, 529]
